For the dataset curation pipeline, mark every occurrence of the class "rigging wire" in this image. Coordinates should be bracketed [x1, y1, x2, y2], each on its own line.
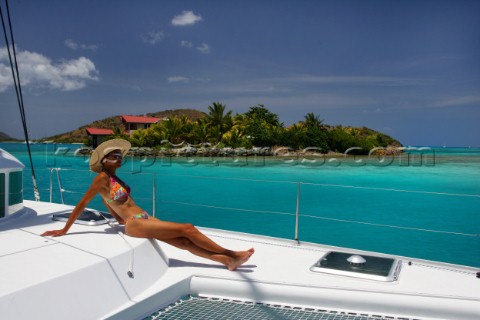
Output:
[0, 0, 40, 201]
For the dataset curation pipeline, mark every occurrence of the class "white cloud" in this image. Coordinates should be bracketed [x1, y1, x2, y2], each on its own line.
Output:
[280, 75, 434, 86]
[167, 76, 211, 84]
[141, 30, 166, 45]
[167, 76, 189, 83]
[0, 46, 98, 92]
[430, 95, 480, 108]
[64, 38, 98, 51]
[180, 40, 211, 54]
[180, 40, 194, 48]
[171, 11, 202, 26]
[196, 43, 211, 54]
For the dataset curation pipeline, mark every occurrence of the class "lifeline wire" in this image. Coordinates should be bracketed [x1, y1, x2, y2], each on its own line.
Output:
[0, 0, 40, 201]
[160, 199, 479, 237]
[95, 211, 135, 278]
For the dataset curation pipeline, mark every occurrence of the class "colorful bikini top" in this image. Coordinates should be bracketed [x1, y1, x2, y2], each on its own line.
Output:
[107, 175, 131, 203]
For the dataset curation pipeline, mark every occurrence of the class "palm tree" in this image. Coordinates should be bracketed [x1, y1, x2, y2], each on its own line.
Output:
[191, 118, 211, 144]
[162, 117, 185, 144]
[130, 129, 148, 147]
[205, 102, 233, 141]
[281, 123, 306, 150]
[303, 112, 324, 128]
[111, 127, 125, 137]
[301, 113, 329, 152]
[222, 126, 247, 148]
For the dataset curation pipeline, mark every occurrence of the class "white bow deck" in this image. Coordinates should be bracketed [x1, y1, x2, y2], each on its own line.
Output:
[1, 200, 479, 320]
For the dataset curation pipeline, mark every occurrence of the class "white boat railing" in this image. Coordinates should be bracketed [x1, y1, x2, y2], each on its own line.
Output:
[46, 167, 157, 216]
[40, 167, 479, 240]
[18, 162, 480, 265]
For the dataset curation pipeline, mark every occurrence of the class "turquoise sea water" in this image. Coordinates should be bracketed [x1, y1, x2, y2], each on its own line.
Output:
[2, 142, 479, 267]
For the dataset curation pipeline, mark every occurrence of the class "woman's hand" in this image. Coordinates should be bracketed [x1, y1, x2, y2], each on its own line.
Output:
[41, 229, 67, 237]
[41, 174, 105, 238]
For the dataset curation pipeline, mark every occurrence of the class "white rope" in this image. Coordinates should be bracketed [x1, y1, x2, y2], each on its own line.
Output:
[41, 168, 480, 238]
[299, 182, 480, 198]
[115, 229, 135, 278]
[160, 200, 479, 237]
[60, 188, 150, 201]
[161, 199, 295, 216]
[40, 168, 480, 198]
[155, 173, 297, 185]
[95, 211, 135, 278]
[299, 213, 479, 237]
[155, 173, 480, 198]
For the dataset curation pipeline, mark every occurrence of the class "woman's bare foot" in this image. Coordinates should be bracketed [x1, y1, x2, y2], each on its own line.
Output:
[226, 248, 254, 271]
[233, 248, 255, 258]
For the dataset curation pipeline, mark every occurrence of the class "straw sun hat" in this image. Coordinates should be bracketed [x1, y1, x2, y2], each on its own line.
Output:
[89, 139, 131, 173]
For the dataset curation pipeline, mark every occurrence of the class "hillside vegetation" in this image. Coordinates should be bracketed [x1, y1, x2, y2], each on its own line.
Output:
[42, 109, 206, 143]
[0, 131, 18, 141]
[40, 104, 402, 154]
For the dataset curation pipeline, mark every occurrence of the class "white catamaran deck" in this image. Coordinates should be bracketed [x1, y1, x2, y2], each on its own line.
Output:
[1, 200, 479, 320]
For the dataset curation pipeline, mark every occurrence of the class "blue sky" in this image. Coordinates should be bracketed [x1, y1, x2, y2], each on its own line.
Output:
[0, 0, 479, 147]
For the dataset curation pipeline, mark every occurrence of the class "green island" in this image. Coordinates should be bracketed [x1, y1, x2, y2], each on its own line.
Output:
[12, 103, 403, 155]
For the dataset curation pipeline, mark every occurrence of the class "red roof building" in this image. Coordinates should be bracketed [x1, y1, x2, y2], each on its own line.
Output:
[120, 115, 161, 135]
[85, 128, 114, 136]
[85, 127, 114, 148]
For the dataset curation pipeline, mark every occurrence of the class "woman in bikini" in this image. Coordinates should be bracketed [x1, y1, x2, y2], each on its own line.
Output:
[41, 139, 254, 271]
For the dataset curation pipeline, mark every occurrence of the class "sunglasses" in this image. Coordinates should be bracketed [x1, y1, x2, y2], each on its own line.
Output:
[105, 152, 123, 160]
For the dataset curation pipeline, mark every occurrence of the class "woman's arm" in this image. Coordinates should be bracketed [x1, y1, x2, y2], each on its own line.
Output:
[41, 174, 105, 237]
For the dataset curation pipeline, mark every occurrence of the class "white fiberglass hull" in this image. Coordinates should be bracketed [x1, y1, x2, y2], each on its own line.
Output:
[0, 200, 479, 320]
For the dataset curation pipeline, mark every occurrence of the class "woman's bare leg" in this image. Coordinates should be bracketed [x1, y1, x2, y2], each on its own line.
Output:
[126, 219, 254, 270]
[164, 238, 250, 270]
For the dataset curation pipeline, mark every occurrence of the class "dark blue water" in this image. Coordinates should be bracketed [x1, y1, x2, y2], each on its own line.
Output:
[2, 142, 479, 267]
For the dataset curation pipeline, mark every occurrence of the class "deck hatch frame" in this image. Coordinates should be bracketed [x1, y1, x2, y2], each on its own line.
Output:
[53, 209, 114, 225]
[310, 251, 402, 282]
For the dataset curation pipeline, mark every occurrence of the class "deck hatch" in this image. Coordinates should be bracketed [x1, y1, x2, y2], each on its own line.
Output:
[53, 209, 114, 225]
[310, 251, 402, 282]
